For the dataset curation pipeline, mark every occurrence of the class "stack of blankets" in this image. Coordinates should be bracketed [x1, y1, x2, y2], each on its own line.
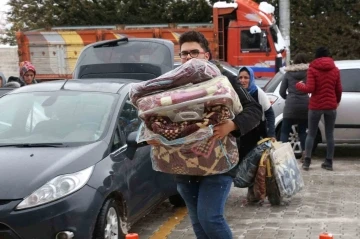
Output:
[129, 59, 242, 176]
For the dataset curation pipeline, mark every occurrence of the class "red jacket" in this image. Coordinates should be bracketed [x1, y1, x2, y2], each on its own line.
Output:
[296, 57, 342, 110]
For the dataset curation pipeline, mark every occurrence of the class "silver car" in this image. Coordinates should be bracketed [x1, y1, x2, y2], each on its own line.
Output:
[265, 60, 360, 156]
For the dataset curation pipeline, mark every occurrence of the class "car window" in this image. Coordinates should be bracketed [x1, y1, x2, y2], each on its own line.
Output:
[111, 127, 122, 152]
[264, 71, 284, 92]
[0, 91, 116, 145]
[0, 101, 17, 133]
[241, 30, 270, 52]
[0, 97, 22, 130]
[116, 96, 141, 148]
[340, 69, 360, 92]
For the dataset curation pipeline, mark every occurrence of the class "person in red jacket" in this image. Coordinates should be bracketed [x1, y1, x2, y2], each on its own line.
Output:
[296, 47, 342, 171]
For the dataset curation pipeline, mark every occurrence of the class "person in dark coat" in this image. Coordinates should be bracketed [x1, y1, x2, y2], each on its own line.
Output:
[279, 53, 309, 162]
[296, 47, 342, 171]
[3, 81, 21, 88]
[7, 76, 25, 87]
[237, 66, 275, 139]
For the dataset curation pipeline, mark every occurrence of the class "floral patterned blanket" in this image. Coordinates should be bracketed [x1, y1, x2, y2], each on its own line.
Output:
[151, 135, 239, 176]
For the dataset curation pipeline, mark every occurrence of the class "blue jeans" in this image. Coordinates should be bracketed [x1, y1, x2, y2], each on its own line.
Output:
[305, 109, 337, 159]
[280, 118, 308, 150]
[177, 174, 233, 239]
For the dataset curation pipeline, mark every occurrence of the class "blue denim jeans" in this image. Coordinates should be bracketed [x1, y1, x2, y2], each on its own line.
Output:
[280, 118, 308, 150]
[177, 174, 233, 239]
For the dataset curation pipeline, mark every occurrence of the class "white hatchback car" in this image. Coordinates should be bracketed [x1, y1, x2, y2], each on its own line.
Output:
[265, 60, 360, 156]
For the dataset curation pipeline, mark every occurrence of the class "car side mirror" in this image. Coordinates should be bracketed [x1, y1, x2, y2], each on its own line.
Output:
[126, 131, 147, 148]
[125, 131, 147, 160]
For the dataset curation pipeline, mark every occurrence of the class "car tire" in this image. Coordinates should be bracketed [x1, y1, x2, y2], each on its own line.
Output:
[94, 199, 127, 239]
[276, 124, 320, 158]
[169, 194, 186, 207]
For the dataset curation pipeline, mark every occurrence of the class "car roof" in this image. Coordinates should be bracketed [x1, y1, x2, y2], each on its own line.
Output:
[334, 60, 360, 70]
[5, 79, 141, 95]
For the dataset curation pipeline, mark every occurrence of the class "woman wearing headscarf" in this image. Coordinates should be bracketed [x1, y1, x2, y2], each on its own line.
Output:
[237, 66, 275, 142]
[237, 66, 275, 202]
[279, 53, 309, 162]
[19, 61, 37, 85]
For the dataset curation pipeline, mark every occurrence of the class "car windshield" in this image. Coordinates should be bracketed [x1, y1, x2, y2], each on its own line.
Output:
[264, 71, 284, 93]
[0, 91, 116, 146]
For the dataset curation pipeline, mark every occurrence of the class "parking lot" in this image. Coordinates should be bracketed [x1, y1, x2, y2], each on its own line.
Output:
[130, 144, 360, 239]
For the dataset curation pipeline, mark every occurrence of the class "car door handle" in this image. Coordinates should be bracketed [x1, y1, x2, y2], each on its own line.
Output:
[110, 144, 128, 158]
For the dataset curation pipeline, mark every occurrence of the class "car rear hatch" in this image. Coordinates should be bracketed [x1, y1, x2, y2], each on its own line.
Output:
[72, 38, 174, 80]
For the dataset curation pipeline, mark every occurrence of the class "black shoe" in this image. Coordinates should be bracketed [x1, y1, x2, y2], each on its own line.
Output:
[302, 157, 311, 171]
[321, 159, 333, 171]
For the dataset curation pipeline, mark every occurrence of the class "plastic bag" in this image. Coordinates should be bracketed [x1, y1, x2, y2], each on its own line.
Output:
[270, 142, 305, 198]
[233, 138, 271, 188]
[136, 76, 242, 119]
[135, 75, 242, 145]
[129, 58, 222, 106]
[150, 135, 239, 176]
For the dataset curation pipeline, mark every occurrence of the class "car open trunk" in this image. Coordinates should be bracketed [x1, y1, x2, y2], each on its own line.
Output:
[72, 38, 174, 81]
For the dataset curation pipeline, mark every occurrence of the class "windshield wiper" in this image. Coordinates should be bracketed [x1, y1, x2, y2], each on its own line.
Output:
[0, 143, 66, 148]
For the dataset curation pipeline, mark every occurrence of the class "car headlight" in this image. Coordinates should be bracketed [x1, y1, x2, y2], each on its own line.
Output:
[16, 166, 94, 210]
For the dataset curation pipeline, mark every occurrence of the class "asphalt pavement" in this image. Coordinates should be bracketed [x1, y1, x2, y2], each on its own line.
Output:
[130, 144, 360, 239]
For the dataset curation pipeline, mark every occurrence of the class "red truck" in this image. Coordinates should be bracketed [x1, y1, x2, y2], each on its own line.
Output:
[15, 0, 287, 81]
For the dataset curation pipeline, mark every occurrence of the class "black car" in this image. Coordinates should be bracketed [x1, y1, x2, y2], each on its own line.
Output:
[0, 38, 182, 239]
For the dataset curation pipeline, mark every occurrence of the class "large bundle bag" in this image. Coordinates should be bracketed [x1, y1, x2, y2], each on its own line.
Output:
[251, 148, 282, 205]
[270, 142, 305, 198]
[233, 138, 271, 188]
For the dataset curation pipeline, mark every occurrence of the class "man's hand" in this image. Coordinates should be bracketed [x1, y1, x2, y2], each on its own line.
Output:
[211, 119, 237, 141]
[147, 139, 161, 146]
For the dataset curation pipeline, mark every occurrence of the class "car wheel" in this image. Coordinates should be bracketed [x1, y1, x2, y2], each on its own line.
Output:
[276, 124, 320, 158]
[276, 125, 302, 158]
[94, 199, 127, 239]
[169, 194, 186, 207]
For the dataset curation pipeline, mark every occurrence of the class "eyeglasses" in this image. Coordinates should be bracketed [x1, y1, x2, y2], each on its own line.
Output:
[179, 49, 206, 59]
